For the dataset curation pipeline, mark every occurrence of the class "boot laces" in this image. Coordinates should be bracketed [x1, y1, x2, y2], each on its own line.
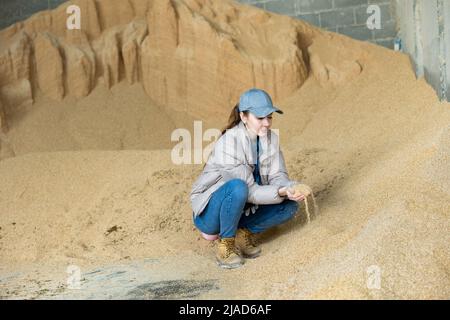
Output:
[241, 229, 258, 247]
[221, 238, 240, 257]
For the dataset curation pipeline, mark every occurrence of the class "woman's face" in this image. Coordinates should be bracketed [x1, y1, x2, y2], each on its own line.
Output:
[240, 112, 273, 136]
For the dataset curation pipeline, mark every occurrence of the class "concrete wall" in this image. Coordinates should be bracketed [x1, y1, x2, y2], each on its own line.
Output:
[0, 0, 66, 30]
[396, 0, 450, 101]
[239, 0, 398, 48]
[445, 0, 450, 100]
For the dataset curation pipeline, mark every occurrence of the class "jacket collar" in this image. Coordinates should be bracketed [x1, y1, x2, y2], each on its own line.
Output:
[237, 121, 273, 143]
[237, 121, 274, 165]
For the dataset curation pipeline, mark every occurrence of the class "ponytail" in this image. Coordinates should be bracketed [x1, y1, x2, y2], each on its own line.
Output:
[221, 104, 247, 135]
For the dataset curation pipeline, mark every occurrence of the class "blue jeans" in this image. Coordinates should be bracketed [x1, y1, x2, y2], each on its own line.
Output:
[193, 179, 299, 238]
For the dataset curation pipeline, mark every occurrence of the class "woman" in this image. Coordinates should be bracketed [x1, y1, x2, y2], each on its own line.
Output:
[190, 88, 306, 269]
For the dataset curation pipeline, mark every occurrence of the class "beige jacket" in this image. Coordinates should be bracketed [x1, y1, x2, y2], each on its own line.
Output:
[190, 121, 297, 217]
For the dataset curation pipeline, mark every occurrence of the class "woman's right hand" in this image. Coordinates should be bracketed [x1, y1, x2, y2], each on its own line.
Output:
[278, 186, 305, 202]
[286, 188, 306, 202]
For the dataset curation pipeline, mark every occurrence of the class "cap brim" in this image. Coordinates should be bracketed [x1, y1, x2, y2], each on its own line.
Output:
[274, 107, 283, 114]
[250, 106, 283, 117]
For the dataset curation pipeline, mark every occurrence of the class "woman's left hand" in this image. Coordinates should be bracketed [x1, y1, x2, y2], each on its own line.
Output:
[286, 188, 305, 202]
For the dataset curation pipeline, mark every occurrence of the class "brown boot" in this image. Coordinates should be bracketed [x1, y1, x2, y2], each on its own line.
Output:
[216, 237, 244, 269]
[235, 228, 261, 259]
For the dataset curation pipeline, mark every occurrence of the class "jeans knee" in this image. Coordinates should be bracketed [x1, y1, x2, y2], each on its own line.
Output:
[227, 179, 248, 203]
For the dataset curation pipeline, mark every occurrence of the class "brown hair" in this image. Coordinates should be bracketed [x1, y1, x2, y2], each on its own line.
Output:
[221, 103, 248, 135]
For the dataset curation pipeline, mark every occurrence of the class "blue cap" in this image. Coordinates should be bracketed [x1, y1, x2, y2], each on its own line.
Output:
[238, 88, 283, 117]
